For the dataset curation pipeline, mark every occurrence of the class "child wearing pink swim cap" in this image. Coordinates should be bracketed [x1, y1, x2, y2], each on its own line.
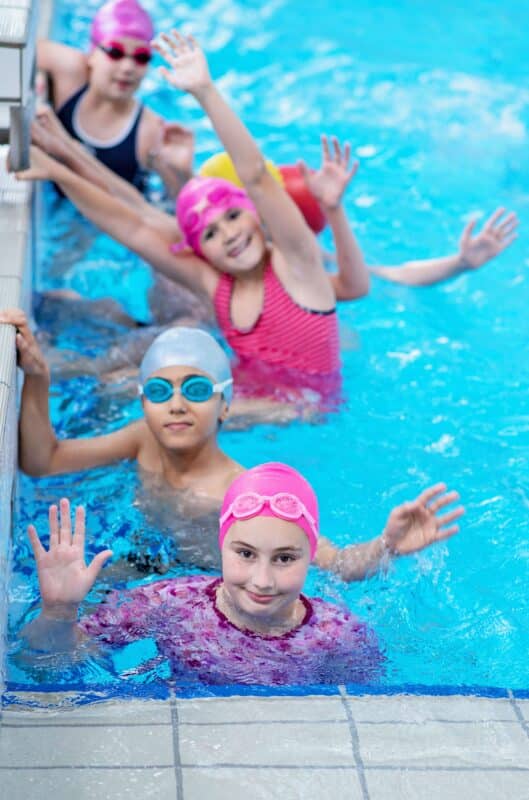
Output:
[21, 465, 385, 685]
[150, 31, 370, 402]
[37, 1, 193, 197]
[19, 463, 465, 684]
[34, 28, 369, 407]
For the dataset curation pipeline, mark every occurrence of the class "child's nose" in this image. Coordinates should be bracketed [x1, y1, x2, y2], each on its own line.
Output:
[167, 389, 187, 412]
[219, 220, 237, 242]
[251, 560, 274, 591]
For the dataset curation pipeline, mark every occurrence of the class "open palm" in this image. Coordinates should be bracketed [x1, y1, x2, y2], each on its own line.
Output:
[155, 123, 194, 173]
[28, 499, 112, 615]
[383, 484, 464, 556]
[459, 207, 518, 270]
[153, 31, 211, 96]
[299, 135, 358, 210]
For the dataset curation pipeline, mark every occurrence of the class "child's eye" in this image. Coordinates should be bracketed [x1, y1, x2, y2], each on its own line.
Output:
[227, 208, 241, 220]
[275, 553, 297, 564]
[203, 226, 216, 241]
[236, 549, 254, 559]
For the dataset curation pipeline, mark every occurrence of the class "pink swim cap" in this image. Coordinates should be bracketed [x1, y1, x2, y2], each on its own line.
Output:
[219, 462, 319, 559]
[90, 0, 154, 47]
[173, 177, 258, 257]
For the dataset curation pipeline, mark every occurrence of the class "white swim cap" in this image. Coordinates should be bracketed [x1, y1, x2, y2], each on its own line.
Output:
[139, 327, 233, 405]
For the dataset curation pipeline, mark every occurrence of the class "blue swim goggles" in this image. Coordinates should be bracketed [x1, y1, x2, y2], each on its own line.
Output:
[139, 375, 233, 404]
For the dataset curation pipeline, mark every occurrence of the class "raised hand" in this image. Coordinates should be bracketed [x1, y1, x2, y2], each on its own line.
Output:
[153, 31, 212, 97]
[298, 135, 359, 211]
[27, 499, 113, 619]
[148, 120, 195, 174]
[0, 308, 48, 378]
[459, 207, 518, 270]
[382, 484, 464, 556]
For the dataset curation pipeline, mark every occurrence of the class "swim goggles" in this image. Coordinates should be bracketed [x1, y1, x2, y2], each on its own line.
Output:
[98, 42, 152, 66]
[139, 375, 233, 403]
[139, 375, 233, 404]
[219, 492, 319, 541]
[181, 186, 252, 240]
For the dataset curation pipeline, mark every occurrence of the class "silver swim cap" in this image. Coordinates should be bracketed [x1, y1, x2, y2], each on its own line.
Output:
[139, 327, 233, 405]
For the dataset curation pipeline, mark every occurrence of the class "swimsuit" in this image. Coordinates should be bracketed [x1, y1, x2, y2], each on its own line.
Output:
[57, 84, 147, 189]
[214, 261, 341, 375]
[214, 261, 342, 404]
[80, 575, 383, 685]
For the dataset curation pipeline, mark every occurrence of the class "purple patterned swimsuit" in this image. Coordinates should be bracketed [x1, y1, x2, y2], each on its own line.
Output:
[80, 576, 383, 685]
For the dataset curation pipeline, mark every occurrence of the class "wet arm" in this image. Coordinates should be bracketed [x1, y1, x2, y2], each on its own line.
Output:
[369, 208, 519, 287]
[369, 255, 464, 287]
[37, 155, 210, 292]
[36, 40, 87, 107]
[55, 134, 178, 235]
[20, 373, 143, 476]
[20, 613, 85, 653]
[314, 535, 390, 582]
[197, 83, 319, 269]
[156, 35, 320, 274]
[327, 205, 370, 300]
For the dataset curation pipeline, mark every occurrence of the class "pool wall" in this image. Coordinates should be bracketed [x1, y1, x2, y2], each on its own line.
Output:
[0, 0, 50, 692]
[0, 154, 32, 692]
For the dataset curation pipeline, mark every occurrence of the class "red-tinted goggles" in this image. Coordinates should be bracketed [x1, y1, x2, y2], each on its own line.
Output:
[98, 42, 152, 66]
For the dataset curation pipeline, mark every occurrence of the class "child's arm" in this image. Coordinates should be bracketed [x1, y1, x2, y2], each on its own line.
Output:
[36, 40, 88, 108]
[314, 483, 464, 582]
[13, 147, 217, 295]
[32, 106, 179, 240]
[370, 208, 518, 287]
[0, 309, 143, 475]
[298, 136, 370, 300]
[142, 117, 195, 200]
[155, 33, 330, 287]
[20, 500, 113, 652]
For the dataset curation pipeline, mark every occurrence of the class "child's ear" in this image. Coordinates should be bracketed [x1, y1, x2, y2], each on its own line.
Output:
[86, 49, 97, 69]
[218, 399, 229, 426]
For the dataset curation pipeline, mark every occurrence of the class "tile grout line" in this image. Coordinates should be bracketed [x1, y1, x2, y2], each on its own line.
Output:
[1, 764, 529, 773]
[170, 689, 185, 800]
[339, 686, 370, 800]
[508, 690, 529, 742]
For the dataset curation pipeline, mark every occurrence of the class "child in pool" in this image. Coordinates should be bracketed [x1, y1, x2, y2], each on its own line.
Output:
[20, 463, 462, 685]
[19, 35, 518, 398]
[38, 0, 193, 197]
[1, 309, 463, 580]
[30, 103, 518, 291]
[21, 28, 373, 402]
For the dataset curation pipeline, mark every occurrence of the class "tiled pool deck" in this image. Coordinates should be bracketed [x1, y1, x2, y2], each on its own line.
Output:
[2, 690, 529, 799]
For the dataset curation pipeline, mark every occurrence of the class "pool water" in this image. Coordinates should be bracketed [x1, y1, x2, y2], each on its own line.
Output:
[8, 0, 529, 692]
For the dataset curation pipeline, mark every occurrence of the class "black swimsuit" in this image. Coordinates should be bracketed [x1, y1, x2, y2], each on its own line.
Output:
[57, 84, 147, 190]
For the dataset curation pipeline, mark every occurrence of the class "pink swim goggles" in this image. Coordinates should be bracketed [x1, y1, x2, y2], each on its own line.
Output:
[219, 491, 318, 558]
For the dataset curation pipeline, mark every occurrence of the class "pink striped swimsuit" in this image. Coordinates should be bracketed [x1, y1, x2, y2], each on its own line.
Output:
[214, 261, 342, 403]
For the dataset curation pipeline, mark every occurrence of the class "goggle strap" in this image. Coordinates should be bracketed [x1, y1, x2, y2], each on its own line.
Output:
[212, 377, 233, 393]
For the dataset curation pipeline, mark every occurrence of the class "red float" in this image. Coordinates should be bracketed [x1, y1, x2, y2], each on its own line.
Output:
[278, 164, 327, 234]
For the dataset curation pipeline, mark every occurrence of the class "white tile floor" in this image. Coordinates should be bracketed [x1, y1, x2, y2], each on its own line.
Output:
[2, 690, 529, 800]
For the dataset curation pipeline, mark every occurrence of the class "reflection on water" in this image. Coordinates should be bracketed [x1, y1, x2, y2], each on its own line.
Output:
[123, 467, 223, 575]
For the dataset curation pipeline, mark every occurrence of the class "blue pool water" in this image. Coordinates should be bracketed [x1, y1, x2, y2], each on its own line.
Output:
[7, 0, 529, 692]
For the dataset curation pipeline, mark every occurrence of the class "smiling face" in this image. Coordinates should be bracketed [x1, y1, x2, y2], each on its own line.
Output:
[87, 36, 151, 101]
[141, 365, 228, 452]
[199, 207, 267, 274]
[220, 516, 311, 628]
